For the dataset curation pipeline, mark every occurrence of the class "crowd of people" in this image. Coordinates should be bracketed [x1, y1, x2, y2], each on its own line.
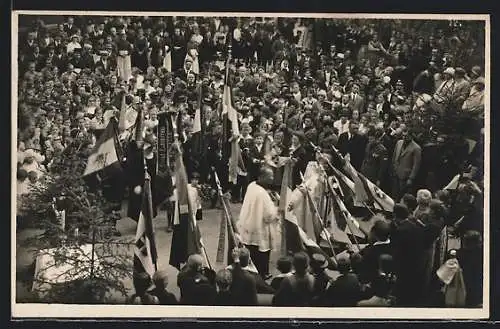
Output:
[16, 15, 485, 308]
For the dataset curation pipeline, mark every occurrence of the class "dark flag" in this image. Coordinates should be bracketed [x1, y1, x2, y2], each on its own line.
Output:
[133, 171, 158, 276]
[124, 141, 146, 221]
[169, 145, 203, 270]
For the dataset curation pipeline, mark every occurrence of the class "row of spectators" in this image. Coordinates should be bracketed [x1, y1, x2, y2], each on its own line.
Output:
[16, 15, 485, 307]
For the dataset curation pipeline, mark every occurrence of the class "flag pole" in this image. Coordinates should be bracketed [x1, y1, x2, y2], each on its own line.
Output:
[144, 163, 158, 272]
[321, 142, 379, 217]
[311, 145, 363, 251]
[299, 172, 337, 260]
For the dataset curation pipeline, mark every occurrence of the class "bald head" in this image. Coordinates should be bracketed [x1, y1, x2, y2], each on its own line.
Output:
[258, 165, 274, 185]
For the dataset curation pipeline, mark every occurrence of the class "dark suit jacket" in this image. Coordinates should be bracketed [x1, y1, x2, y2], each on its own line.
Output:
[392, 139, 422, 181]
[272, 273, 314, 307]
[359, 242, 393, 284]
[322, 273, 362, 307]
[290, 144, 308, 188]
[230, 262, 258, 306]
[337, 132, 368, 171]
[248, 143, 266, 181]
[94, 59, 113, 75]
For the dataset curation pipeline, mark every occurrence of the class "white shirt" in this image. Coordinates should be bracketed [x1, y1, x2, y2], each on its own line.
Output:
[334, 119, 350, 135]
[66, 42, 81, 54]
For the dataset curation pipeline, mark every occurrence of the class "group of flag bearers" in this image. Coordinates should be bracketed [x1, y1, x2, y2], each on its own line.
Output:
[79, 46, 405, 299]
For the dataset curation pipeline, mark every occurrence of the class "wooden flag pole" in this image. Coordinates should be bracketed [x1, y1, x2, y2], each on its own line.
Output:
[299, 172, 337, 260]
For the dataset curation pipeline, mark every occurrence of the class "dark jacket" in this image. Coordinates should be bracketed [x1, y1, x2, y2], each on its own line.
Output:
[358, 242, 393, 284]
[230, 262, 258, 306]
[272, 273, 314, 307]
[215, 290, 236, 306]
[322, 272, 363, 307]
[338, 132, 368, 171]
[361, 141, 389, 184]
[150, 287, 178, 305]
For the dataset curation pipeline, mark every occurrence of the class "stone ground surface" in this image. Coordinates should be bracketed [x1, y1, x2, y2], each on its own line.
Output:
[15, 203, 285, 303]
[15, 202, 461, 304]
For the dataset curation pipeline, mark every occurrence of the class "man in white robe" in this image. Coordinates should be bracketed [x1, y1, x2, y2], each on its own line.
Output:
[236, 166, 280, 279]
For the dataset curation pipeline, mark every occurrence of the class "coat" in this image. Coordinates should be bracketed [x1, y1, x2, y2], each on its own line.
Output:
[361, 141, 389, 185]
[229, 262, 258, 306]
[322, 273, 363, 307]
[391, 139, 422, 181]
[272, 273, 315, 307]
[337, 132, 368, 171]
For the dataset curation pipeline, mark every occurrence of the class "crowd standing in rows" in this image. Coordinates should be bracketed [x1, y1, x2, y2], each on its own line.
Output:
[17, 16, 484, 307]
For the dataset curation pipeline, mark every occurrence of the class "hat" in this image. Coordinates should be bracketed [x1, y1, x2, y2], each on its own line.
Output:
[443, 67, 455, 75]
[474, 77, 485, 85]
[71, 34, 80, 40]
[191, 172, 200, 179]
[317, 89, 327, 97]
[99, 50, 110, 56]
[311, 253, 328, 269]
[454, 67, 466, 76]
[471, 66, 482, 77]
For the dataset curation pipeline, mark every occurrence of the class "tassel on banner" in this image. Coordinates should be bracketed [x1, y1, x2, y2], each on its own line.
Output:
[216, 207, 227, 264]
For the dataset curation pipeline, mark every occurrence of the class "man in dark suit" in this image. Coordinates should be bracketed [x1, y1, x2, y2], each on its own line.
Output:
[391, 125, 422, 200]
[348, 83, 365, 113]
[321, 255, 363, 307]
[177, 254, 217, 305]
[247, 132, 267, 182]
[361, 127, 389, 187]
[94, 50, 113, 75]
[228, 247, 258, 306]
[337, 121, 368, 171]
[356, 218, 393, 285]
[289, 132, 309, 188]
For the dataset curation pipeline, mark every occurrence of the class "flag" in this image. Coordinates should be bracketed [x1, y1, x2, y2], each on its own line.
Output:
[444, 174, 461, 190]
[82, 118, 122, 177]
[213, 170, 259, 273]
[191, 83, 204, 161]
[133, 172, 158, 277]
[222, 83, 241, 185]
[124, 141, 145, 221]
[344, 161, 395, 213]
[280, 160, 336, 268]
[169, 146, 202, 270]
[332, 189, 366, 240]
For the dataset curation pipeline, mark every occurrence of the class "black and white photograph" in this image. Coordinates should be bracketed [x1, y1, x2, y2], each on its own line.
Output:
[12, 11, 489, 319]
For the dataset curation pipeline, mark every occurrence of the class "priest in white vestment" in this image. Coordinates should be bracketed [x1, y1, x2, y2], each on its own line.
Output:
[236, 166, 280, 279]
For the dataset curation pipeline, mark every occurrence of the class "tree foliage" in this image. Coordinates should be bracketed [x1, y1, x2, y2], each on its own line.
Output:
[18, 142, 133, 304]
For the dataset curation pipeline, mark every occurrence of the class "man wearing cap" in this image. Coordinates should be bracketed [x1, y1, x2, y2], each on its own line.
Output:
[310, 253, 332, 306]
[462, 76, 484, 114]
[451, 67, 471, 107]
[66, 34, 82, 55]
[95, 50, 112, 75]
[433, 67, 455, 106]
